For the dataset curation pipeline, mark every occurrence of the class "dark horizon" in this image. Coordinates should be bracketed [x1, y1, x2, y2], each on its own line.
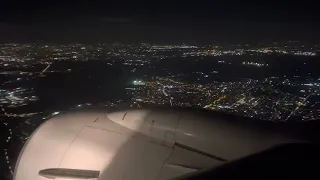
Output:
[0, 22, 319, 44]
[0, 0, 319, 44]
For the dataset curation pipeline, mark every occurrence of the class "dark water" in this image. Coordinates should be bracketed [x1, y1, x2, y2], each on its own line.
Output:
[162, 55, 320, 79]
[29, 60, 132, 110]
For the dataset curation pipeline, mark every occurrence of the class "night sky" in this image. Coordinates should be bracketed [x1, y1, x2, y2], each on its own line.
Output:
[0, 0, 319, 43]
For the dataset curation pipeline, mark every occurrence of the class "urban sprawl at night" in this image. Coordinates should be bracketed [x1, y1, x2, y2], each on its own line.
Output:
[1, 41, 320, 179]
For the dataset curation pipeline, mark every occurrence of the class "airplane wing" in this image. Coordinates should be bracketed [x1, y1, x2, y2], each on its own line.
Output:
[13, 108, 312, 180]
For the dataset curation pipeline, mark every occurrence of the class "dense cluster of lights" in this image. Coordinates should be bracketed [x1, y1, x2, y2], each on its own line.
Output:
[182, 48, 317, 57]
[0, 88, 38, 108]
[0, 43, 317, 69]
[133, 80, 146, 86]
[126, 76, 320, 122]
[242, 61, 269, 67]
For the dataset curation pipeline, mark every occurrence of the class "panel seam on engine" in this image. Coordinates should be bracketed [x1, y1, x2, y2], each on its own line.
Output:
[175, 143, 227, 162]
[57, 125, 86, 168]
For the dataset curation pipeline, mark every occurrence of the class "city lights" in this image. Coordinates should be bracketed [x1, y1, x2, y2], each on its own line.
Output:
[1, 42, 320, 180]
